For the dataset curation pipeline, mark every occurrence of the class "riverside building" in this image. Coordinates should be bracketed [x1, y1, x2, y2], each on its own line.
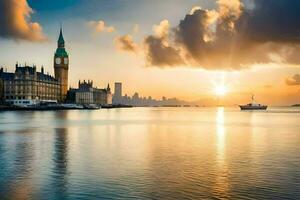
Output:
[0, 65, 60, 106]
[0, 27, 70, 106]
[67, 80, 112, 106]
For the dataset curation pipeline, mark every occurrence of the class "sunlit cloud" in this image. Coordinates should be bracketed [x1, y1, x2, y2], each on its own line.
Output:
[115, 34, 139, 53]
[286, 74, 300, 86]
[88, 20, 115, 35]
[144, 20, 185, 67]
[0, 0, 47, 41]
[153, 20, 170, 38]
[123, 0, 300, 70]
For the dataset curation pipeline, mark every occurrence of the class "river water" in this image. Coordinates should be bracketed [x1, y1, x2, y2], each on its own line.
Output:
[0, 107, 299, 200]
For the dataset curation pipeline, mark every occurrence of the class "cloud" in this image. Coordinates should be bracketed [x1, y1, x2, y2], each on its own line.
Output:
[286, 74, 300, 86]
[239, 0, 300, 43]
[144, 20, 185, 67]
[115, 20, 184, 66]
[115, 34, 139, 52]
[88, 20, 115, 34]
[144, 35, 185, 67]
[0, 0, 46, 41]
[153, 20, 170, 38]
[141, 0, 300, 70]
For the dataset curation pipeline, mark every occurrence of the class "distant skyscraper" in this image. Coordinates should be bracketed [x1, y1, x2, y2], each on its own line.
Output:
[113, 82, 122, 104]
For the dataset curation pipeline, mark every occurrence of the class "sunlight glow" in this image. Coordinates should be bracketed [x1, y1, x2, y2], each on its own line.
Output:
[215, 85, 228, 96]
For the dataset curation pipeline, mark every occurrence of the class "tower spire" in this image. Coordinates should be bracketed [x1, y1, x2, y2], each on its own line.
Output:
[58, 23, 65, 48]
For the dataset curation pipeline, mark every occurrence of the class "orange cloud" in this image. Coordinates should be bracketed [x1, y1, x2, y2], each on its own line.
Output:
[153, 20, 170, 39]
[286, 74, 300, 86]
[144, 20, 185, 67]
[139, 0, 300, 70]
[88, 20, 115, 34]
[0, 0, 46, 41]
[115, 34, 139, 52]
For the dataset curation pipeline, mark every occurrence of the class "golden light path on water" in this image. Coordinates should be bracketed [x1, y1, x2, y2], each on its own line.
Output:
[213, 107, 229, 198]
[0, 107, 299, 199]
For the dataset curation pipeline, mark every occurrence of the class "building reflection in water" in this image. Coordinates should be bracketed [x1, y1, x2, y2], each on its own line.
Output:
[2, 129, 34, 200]
[51, 111, 70, 199]
[213, 107, 230, 198]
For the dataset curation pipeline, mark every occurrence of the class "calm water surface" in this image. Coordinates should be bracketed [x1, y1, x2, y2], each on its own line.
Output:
[0, 107, 299, 200]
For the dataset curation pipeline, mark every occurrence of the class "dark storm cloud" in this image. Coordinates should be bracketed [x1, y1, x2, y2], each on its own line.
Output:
[144, 35, 184, 67]
[141, 0, 300, 69]
[240, 0, 300, 43]
[0, 0, 46, 41]
[143, 20, 185, 66]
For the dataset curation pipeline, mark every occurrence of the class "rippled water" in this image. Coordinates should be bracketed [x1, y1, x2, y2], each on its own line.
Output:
[0, 107, 299, 200]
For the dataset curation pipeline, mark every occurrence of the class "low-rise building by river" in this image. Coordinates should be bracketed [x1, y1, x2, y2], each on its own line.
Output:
[67, 80, 112, 106]
[0, 64, 61, 106]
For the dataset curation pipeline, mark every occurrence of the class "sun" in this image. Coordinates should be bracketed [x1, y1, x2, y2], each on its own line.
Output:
[215, 85, 228, 96]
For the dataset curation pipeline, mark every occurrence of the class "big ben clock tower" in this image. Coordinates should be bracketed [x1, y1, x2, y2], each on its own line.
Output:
[54, 27, 69, 102]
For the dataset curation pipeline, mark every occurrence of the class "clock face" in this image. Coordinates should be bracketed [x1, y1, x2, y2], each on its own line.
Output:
[55, 58, 61, 64]
[64, 58, 69, 64]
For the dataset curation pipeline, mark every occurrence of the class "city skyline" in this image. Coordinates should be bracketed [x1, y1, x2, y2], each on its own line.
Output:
[0, 27, 114, 107]
[0, 0, 300, 105]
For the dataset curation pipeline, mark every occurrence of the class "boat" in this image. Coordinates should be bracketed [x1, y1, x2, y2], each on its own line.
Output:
[61, 104, 84, 109]
[83, 104, 101, 109]
[239, 95, 268, 110]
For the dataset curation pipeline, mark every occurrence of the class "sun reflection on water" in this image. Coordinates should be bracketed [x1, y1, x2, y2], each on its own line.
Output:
[217, 107, 225, 157]
[0, 108, 299, 199]
[213, 107, 230, 198]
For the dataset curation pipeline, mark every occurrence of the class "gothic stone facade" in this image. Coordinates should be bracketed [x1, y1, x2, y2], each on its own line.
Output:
[0, 28, 69, 105]
[69, 80, 112, 105]
[54, 28, 69, 102]
[0, 65, 60, 105]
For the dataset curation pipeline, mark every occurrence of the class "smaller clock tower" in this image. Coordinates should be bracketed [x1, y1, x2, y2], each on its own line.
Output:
[54, 27, 69, 102]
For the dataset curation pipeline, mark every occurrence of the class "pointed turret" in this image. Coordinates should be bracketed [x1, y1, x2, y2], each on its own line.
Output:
[58, 26, 65, 48]
[55, 27, 68, 57]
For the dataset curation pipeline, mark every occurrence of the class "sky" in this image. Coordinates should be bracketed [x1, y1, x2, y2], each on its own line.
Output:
[0, 0, 300, 106]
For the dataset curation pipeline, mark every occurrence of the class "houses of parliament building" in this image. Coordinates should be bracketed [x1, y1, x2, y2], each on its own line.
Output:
[0, 28, 69, 106]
